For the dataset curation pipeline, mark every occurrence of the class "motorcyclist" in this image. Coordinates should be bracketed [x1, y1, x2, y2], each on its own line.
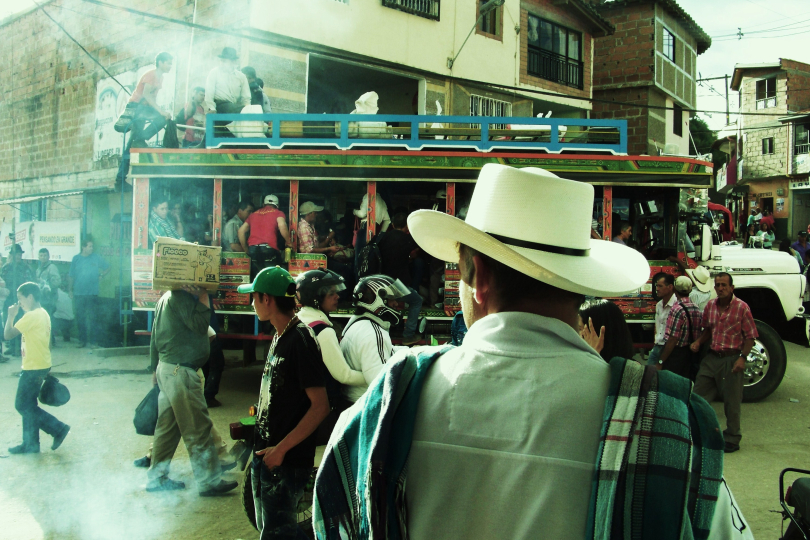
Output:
[340, 274, 409, 402]
[295, 269, 365, 407]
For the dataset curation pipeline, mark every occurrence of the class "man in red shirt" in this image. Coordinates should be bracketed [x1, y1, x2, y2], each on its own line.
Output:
[128, 52, 173, 146]
[238, 194, 291, 278]
[690, 272, 758, 453]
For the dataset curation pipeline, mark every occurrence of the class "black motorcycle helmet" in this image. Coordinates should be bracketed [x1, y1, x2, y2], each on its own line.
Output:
[295, 269, 346, 310]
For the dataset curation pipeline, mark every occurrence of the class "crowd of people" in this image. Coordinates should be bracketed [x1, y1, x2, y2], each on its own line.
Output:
[134, 164, 758, 539]
[6, 162, 768, 538]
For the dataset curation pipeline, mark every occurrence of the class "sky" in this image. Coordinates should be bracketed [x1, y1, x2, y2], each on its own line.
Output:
[2, 0, 807, 132]
[646, 0, 810, 131]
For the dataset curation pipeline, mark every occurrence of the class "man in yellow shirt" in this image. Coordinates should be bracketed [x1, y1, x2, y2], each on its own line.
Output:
[5, 282, 70, 454]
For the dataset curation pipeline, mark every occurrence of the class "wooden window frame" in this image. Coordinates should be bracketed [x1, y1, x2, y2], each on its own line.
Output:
[476, 0, 503, 41]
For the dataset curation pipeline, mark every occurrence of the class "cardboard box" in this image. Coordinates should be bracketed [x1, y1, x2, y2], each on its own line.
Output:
[152, 237, 221, 291]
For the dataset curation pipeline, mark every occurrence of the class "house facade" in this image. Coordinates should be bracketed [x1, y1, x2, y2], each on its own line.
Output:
[730, 59, 810, 239]
[588, 0, 711, 156]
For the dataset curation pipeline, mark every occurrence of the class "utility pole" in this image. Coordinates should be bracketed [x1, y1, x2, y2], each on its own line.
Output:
[696, 75, 731, 125]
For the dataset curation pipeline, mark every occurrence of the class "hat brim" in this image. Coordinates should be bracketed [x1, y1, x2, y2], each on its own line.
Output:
[236, 283, 255, 294]
[685, 269, 713, 293]
[408, 210, 650, 297]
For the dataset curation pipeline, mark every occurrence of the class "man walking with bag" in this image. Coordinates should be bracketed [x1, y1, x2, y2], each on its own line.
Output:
[146, 285, 237, 496]
[6, 282, 70, 454]
[690, 272, 757, 453]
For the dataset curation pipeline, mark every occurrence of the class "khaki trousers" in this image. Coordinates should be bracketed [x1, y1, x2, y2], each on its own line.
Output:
[148, 362, 221, 491]
[145, 369, 228, 461]
[693, 353, 744, 445]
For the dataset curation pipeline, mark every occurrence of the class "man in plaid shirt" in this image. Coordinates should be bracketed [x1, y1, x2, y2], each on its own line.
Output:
[657, 276, 702, 378]
[690, 272, 758, 453]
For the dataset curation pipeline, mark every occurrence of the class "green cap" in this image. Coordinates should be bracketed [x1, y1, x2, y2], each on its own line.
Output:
[237, 266, 296, 297]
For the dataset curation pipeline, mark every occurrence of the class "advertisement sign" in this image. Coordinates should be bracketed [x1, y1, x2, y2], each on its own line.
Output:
[1, 220, 81, 261]
[93, 65, 176, 161]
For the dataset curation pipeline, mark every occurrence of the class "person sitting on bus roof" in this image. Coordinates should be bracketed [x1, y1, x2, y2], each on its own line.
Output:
[204, 47, 250, 138]
[148, 196, 182, 248]
[241, 67, 272, 114]
[177, 87, 206, 148]
[128, 52, 174, 148]
[612, 221, 632, 245]
[222, 199, 254, 252]
[238, 195, 290, 279]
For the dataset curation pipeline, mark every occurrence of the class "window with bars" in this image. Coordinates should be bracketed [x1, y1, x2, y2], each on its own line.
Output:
[756, 79, 777, 110]
[526, 14, 583, 89]
[470, 95, 512, 129]
[663, 28, 675, 63]
[796, 123, 809, 155]
[762, 137, 774, 155]
[381, 0, 440, 21]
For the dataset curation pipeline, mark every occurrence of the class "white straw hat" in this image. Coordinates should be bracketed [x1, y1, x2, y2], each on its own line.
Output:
[686, 266, 712, 293]
[407, 164, 650, 297]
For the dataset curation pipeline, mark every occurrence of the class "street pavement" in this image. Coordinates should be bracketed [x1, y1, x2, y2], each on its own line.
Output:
[1, 338, 808, 539]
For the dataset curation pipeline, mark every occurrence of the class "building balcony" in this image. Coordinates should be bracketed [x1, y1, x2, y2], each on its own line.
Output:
[796, 142, 810, 155]
[527, 48, 584, 90]
[381, 0, 440, 21]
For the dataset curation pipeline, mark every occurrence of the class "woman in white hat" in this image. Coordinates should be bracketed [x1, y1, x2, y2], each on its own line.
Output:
[686, 265, 713, 310]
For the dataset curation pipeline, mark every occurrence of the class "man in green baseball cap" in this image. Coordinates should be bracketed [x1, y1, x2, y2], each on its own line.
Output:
[240, 266, 330, 537]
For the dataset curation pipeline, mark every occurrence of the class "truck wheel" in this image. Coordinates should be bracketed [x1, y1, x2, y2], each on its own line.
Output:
[742, 320, 787, 402]
[242, 464, 258, 530]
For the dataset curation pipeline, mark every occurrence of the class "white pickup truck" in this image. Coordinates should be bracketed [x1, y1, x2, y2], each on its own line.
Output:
[680, 220, 805, 401]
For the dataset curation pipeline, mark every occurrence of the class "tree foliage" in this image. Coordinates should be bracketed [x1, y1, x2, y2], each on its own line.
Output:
[689, 116, 716, 156]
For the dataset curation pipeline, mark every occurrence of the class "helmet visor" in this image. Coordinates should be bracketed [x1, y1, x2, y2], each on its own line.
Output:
[378, 279, 410, 300]
[318, 283, 346, 298]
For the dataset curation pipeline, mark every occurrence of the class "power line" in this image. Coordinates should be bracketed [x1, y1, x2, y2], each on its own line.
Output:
[33, 0, 131, 95]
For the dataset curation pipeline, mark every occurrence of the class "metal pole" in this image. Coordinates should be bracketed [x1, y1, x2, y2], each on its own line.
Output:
[725, 74, 730, 126]
[184, 0, 198, 101]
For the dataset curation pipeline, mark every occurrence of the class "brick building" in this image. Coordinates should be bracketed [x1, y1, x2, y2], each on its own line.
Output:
[729, 59, 810, 239]
[0, 0, 622, 341]
[588, 0, 711, 156]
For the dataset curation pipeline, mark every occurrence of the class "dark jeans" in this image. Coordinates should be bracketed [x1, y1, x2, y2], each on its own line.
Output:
[251, 457, 311, 540]
[16, 369, 67, 449]
[74, 294, 98, 345]
[130, 101, 167, 144]
[214, 101, 243, 138]
[248, 245, 284, 280]
[402, 286, 423, 338]
[202, 337, 225, 400]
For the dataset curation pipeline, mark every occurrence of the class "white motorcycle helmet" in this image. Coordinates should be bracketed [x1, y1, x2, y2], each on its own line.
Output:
[353, 275, 410, 326]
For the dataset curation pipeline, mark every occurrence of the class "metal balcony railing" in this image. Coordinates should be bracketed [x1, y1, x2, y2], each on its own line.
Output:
[527, 48, 584, 90]
[204, 113, 628, 154]
[382, 0, 440, 20]
[795, 142, 810, 155]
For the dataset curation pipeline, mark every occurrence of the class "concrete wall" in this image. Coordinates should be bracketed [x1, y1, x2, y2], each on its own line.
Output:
[0, 0, 251, 192]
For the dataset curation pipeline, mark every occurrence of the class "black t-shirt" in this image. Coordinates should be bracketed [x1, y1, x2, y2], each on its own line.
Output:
[254, 319, 326, 467]
[377, 229, 417, 285]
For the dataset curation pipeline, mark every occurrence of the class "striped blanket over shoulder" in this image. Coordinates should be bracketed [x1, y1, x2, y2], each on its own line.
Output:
[313, 349, 724, 540]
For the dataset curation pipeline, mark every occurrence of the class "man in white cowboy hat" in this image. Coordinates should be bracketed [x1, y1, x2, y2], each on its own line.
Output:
[313, 164, 752, 540]
[687, 265, 713, 310]
[204, 46, 251, 136]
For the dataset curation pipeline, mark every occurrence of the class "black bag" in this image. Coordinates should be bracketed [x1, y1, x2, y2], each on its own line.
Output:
[357, 235, 382, 278]
[114, 102, 139, 133]
[39, 375, 70, 407]
[162, 119, 179, 148]
[133, 386, 160, 436]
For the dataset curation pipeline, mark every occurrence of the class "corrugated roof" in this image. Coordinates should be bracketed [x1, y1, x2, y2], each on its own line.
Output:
[593, 0, 711, 54]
